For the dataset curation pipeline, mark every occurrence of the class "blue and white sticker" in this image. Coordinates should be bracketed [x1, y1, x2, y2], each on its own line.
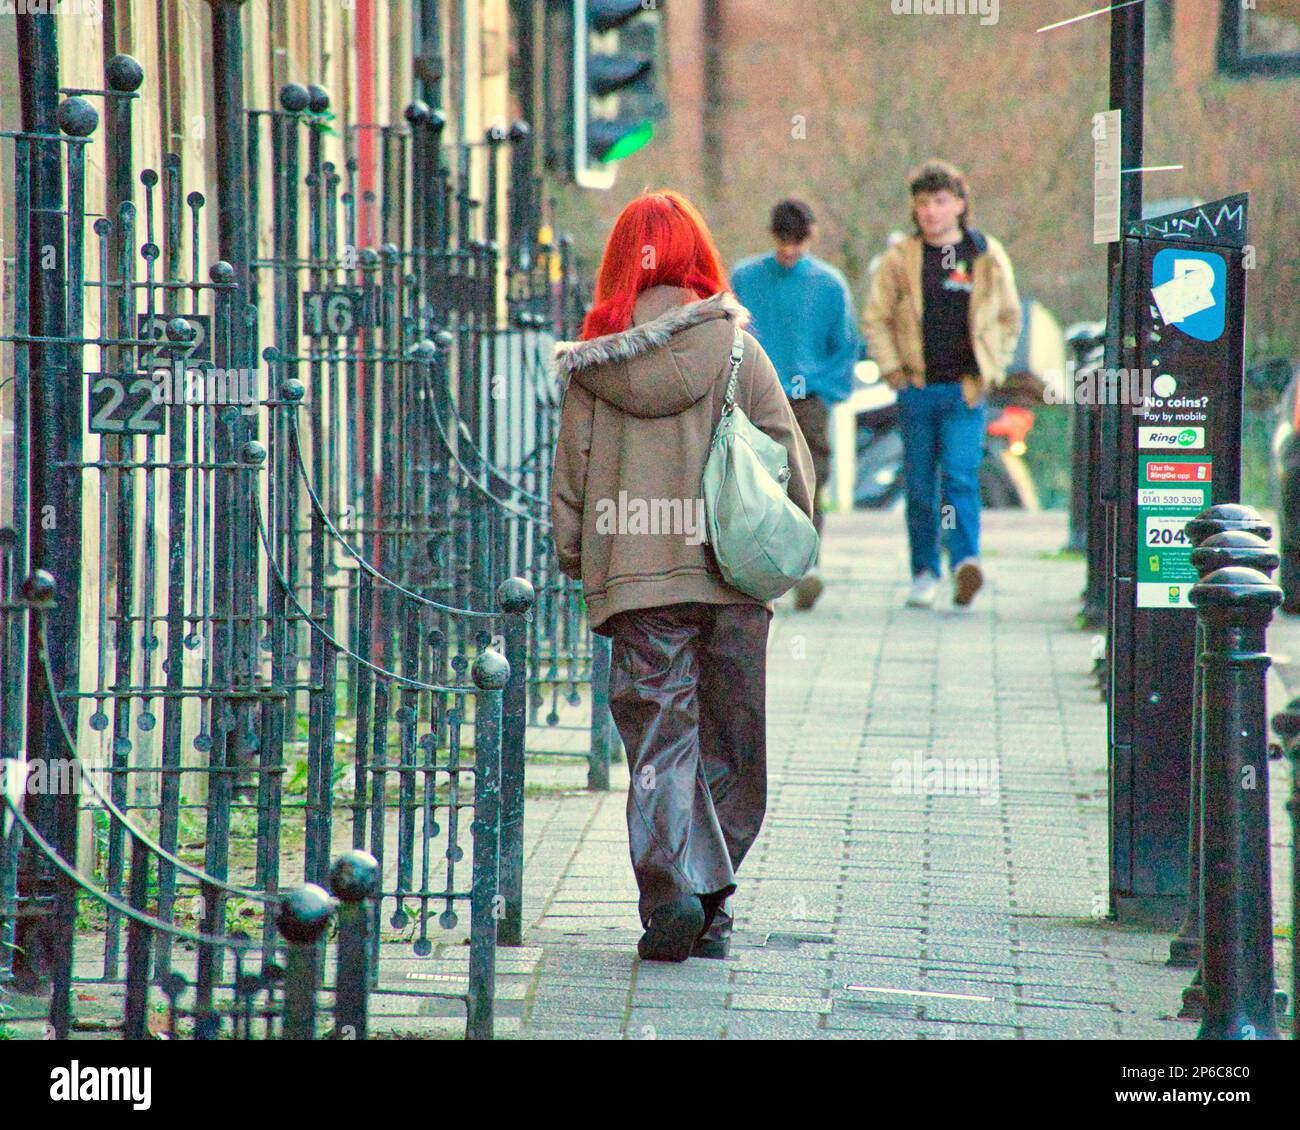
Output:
[1151, 249, 1225, 343]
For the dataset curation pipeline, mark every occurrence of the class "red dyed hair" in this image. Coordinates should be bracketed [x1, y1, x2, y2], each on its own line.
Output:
[581, 189, 728, 340]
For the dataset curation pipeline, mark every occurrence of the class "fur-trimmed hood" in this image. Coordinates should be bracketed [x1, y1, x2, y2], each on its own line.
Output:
[553, 287, 751, 419]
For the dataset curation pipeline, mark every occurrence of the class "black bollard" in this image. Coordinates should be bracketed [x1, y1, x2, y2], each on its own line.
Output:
[1274, 698, 1300, 1040]
[1191, 565, 1283, 1040]
[1175, 530, 1277, 1019]
[1292, 735, 1300, 1040]
[1170, 511, 1273, 972]
[277, 882, 335, 1040]
[330, 849, 379, 1040]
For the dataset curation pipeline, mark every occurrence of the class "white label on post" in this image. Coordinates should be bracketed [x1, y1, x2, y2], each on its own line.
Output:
[1093, 110, 1121, 245]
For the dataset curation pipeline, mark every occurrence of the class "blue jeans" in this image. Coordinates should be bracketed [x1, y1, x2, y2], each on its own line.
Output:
[897, 383, 985, 578]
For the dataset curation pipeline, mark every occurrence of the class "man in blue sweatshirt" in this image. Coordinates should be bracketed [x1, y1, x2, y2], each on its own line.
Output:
[731, 199, 861, 610]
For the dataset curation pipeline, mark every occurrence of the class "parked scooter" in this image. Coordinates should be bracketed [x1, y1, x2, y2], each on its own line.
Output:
[852, 370, 1038, 510]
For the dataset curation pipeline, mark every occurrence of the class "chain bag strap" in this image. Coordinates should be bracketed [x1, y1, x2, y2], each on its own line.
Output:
[721, 323, 744, 417]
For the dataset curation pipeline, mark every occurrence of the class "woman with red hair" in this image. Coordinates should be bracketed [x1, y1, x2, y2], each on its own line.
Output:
[550, 190, 815, 961]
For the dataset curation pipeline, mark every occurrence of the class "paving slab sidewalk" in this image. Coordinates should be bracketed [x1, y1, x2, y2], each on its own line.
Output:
[507, 508, 1295, 1040]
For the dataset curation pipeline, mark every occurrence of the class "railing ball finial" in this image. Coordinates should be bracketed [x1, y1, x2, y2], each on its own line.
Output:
[509, 120, 531, 143]
[57, 96, 99, 139]
[404, 100, 431, 126]
[106, 54, 145, 94]
[277, 883, 335, 944]
[434, 330, 454, 353]
[22, 570, 56, 608]
[165, 316, 197, 345]
[472, 649, 511, 691]
[209, 261, 235, 286]
[279, 83, 311, 113]
[497, 577, 535, 616]
[330, 850, 380, 904]
[241, 441, 268, 466]
[307, 84, 331, 114]
[281, 378, 306, 403]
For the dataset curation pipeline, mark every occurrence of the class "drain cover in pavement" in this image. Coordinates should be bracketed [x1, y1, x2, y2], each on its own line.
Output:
[762, 932, 834, 949]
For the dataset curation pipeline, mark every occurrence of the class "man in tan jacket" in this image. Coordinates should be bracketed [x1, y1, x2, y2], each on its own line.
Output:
[862, 160, 1021, 609]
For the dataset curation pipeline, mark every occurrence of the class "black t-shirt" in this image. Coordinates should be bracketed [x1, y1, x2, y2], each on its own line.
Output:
[921, 234, 980, 384]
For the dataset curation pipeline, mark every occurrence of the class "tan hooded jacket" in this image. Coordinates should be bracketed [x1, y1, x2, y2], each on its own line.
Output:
[862, 230, 1022, 406]
[550, 286, 816, 635]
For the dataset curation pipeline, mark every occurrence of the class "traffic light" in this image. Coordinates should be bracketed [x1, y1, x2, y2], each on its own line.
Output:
[571, 0, 663, 189]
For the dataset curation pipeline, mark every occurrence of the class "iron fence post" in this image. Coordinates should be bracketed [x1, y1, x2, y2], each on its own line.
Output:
[467, 648, 508, 1039]
[200, 0, 254, 1021]
[497, 577, 534, 946]
[588, 633, 613, 791]
[330, 850, 379, 1039]
[15, 15, 90, 1031]
[278, 882, 335, 1040]
[1191, 565, 1282, 1040]
[101, 59, 146, 984]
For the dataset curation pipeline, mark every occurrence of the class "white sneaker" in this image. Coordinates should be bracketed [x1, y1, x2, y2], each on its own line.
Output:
[906, 571, 939, 608]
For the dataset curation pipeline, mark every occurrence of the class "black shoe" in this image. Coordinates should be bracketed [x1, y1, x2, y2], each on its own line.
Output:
[691, 903, 733, 960]
[637, 895, 707, 963]
[793, 573, 824, 611]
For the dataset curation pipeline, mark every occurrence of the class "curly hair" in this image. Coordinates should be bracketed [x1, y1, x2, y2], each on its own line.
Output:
[908, 159, 972, 232]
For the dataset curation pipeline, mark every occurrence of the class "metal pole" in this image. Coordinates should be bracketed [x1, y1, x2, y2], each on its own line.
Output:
[497, 578, 534, 946]
[1191, 565, 1282, 1040]
[1170, 509, 1275, 971]
[1099, 6, 1144, 545]
[15, 16, 91, 1035]
[1175, 525, 1277, 1023]
[198, 0, 253, 1026]
[277, 883, 335, 1040]
[588, 634, 613, 791]
[330, 850, 379, 1040]
[467, 650, 508, 1040]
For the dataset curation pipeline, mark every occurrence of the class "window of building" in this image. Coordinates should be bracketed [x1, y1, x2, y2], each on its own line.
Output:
[1219, 0, 1300, 76]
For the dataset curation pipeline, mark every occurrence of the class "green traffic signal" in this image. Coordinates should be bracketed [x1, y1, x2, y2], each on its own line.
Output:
[590, 119, 654, 164]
